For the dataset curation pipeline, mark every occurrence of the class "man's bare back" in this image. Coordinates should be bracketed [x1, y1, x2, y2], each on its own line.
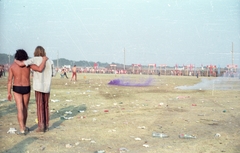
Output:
[9, 63, 31, 86]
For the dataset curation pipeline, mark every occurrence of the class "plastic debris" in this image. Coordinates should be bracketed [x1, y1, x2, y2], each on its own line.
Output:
[65, 144, 72, 148]
[143, 144, 149, 147]
[215, 133, 221, 137]
[60, 116, 73, 120]
[119, 147, 129, 152]
[81, 138, 91, 141]
[95, 150, 105, 153]
[65, 111, 72, 114]
[51, 99, 59, 102]
[135, 137, 141, 141]
[152, 132, 169, 138]
[159, 102, 164, 106]
[137, 126, 146, 129]
[179, 134, 197, 139]
[7, 128, 17, 134]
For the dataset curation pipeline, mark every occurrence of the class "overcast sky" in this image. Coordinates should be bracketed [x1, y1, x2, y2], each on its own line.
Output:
[0, 0, 239, 67]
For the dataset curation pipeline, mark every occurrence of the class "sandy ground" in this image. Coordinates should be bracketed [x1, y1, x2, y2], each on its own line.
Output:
[0, 74, 240, 153]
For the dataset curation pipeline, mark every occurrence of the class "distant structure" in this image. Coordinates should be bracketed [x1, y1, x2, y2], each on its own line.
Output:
[159, 64, 167, 75]
[132, 64, 142, 74]
[148, 64, 156, 75]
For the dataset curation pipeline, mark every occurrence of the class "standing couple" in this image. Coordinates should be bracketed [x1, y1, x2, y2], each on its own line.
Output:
[7, 46, 55, 135]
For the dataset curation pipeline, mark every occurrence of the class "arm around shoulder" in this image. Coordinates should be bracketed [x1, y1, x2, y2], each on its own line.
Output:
[30, 56, 48, 72]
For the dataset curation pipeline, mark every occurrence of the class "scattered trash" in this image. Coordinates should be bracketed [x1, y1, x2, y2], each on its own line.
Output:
[65, 111, 72, 114]
[104, 110, 109, 112]
[143, 144, 149, 147]
[119, 147, 129, 152]
[159, 102, 164, 106]
[66, 100, 72, 102]
[179, 134, 197, 139]
[95, 150, 105, 153]
[51, 99, 59, 102]
[65, 144, 72, 148]
[90, 140, 96, 143]
[75, 142, 80, 146]
[223, 110, 226, 113]
[137, 126, 146, 129]
[152, 132, 169, 138]
[215, 133, 221, 137]
[7, 128, 17, 134]
[60, 116, 73, 120]
[35, 118, 38, 123]
[135, 137, 141, 141]
[78, 110, 85, 113]
[192, 104, 197, 106]
[81, 138, 91, 141]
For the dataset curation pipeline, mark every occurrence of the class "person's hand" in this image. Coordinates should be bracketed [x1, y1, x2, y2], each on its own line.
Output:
[42, 56, 49, 61]
[8, 93, 12, 101]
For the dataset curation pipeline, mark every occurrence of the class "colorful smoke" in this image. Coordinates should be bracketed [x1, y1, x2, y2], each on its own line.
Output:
[108, 77, 153, 87]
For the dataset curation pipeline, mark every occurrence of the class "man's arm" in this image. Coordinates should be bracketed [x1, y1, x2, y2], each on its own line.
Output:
[7, 67, 13, 101]
[30, 56, 48, 72]
[15, 56, 48, 72]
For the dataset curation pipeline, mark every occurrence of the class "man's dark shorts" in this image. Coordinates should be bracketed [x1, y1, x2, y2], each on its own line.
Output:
[13, 86, 31, 94]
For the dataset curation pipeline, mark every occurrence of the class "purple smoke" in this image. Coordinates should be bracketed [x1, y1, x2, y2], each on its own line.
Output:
[108, 77, 153, 86]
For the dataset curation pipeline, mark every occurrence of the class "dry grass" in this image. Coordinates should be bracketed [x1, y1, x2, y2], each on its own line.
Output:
[0, 73, 240, 153]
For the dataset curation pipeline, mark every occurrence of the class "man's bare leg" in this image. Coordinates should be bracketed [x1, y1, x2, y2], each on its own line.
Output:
[13, 92, 25, 132]
[22, 93, 30, 128]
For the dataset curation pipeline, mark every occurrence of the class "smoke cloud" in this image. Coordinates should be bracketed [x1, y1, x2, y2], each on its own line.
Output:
[108, 77, 153, 87]
[175, 78, 240, 91]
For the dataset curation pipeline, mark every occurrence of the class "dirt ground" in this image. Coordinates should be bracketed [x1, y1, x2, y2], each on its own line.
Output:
[0, 73, 240, 153]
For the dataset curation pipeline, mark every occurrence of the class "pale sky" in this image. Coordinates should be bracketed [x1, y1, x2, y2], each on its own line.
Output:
[0, 0, 240, 67]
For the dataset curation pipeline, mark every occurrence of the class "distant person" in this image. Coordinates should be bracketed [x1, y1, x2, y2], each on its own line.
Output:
[2, 65, 5, 77]
[15, 46, 54, 133]
[196, 72, 199, 78]
[60, 69, 64, 78]
[71, 65, 77, 81]
[64, 68, 68, 79]
[8, 49, 47, 135]
[0, 65, 3, 78]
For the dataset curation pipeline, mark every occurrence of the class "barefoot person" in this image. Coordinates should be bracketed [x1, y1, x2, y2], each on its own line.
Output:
[71, 65, 77, 81]
[7, 49, 48, 135]
[15, 46, 54, 132]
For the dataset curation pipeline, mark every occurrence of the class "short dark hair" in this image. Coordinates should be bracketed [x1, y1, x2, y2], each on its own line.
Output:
[15, 49, 29, 61]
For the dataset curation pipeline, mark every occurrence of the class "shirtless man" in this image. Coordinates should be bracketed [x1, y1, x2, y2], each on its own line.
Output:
[71, 65, 77, 81]
[7, 49, 48, 135]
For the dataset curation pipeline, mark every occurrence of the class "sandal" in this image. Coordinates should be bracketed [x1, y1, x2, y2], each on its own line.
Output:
[24, 127, 30, 134]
